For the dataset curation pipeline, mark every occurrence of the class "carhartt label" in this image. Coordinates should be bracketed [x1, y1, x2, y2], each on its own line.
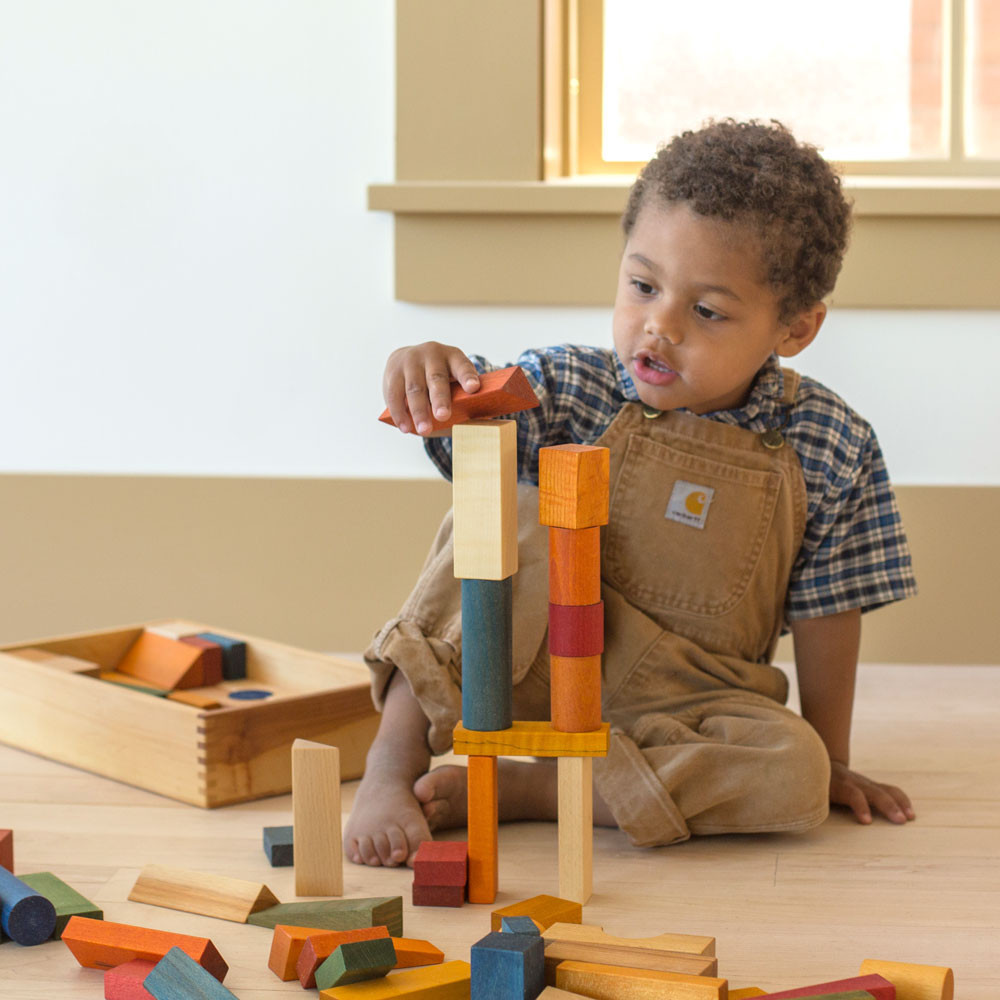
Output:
[665, 480, 715, 529]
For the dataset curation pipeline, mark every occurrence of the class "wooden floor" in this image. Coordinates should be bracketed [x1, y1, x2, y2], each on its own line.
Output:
[0, 663, 997, 998]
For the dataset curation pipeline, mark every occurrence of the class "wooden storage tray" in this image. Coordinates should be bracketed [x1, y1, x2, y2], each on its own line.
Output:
[0, 620, 380, 808]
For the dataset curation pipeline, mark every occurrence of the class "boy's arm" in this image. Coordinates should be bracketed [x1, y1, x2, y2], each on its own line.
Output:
[791, 608, 915, 825]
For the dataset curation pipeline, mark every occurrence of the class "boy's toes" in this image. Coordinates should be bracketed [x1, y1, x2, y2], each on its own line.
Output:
[353, 835, 381, 866]
[385, 825, 410, 866]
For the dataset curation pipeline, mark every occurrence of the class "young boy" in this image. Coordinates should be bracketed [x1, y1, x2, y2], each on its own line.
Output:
[345, 119, 917, 868]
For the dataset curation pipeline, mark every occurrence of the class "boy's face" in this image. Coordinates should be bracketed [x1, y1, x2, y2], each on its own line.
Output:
[612, 200, 821, 414]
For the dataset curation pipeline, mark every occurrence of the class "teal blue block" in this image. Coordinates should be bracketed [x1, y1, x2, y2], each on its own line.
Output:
[500, 915, 540, 936]
[144, 946, 237, 999]
[315, 936, 397, 990]
[262, 825, 294, 867]
[471, 930, 544, 1000]
[461, 577, 513, 731]
[194, 633, 246, 680]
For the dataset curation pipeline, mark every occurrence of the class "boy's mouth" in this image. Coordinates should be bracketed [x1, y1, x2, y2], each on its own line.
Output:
[634, 350, 678, 386]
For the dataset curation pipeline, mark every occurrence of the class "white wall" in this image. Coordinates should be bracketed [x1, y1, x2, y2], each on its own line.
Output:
[1, 1, 997, 484]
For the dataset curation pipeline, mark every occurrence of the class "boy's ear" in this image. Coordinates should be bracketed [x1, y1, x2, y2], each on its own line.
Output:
[775, 302, 826, 358]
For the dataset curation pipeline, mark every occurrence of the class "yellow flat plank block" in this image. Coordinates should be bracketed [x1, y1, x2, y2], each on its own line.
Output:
[491, 894, 582, 933]
[293, 738, 344, 897]
[6, 648, 100, 675]
[558, 756, 592, 905]
[167, 690, 222, 709]
[544, 923, 717, 959]
[539, 444, 610, 529]
[318, 959, 471, 998]
[729, 990, 767, 999]
[556, 960, 728, 1000]
[859, 960, 954, 1000]
[452, 420, 518, 580]
[545, 941, 717, 983]
[128, 864, 279, 923]
[453, 721, 609, 758]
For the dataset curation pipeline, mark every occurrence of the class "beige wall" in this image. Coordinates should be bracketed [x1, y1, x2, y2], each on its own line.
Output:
[1, 475, 995, 665]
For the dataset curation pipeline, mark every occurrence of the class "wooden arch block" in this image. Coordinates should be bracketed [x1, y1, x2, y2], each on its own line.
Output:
[539, 445, 610, 529]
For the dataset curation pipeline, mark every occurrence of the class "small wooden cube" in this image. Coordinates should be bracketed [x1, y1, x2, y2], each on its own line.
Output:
[539, 445, 609, 529]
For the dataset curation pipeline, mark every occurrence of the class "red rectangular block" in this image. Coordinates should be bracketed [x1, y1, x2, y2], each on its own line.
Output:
[755, 975, 895, 1000]
[548, 602, 604, 657]
[0, 829, 12, 873]
[413, 841, 468, 887]
[412, 883, 465, 907]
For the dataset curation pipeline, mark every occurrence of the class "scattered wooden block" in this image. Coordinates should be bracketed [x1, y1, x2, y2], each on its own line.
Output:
[0, 829, 11, 873]
[98, 671, 170, 696]
[248, 897, 403, 937]
[165, 689, 222, 709]
[490, 895, 583, 933]
[391, 938, 445, 969]
[452, 420, 518, 581]
[543, 924, 717, 971]
[6, 647, 101, 675]
[412, 883, 465, 907]
[755, 974, 895, 1000]
[501, 916, 541, 936]
[117, 631, 205, 690]
[144, 945, 238, 999]
[729, 991, 767, 1000]
[471, 930, 545, 1000]
[299, 927, 392, 988]
[19, 871, 103, 938]
[548, 603, 604, 658]
[0, 865, 56, 945]
[555, 959, 727, 1000]
[549, 656, 603, 734]
[268, 924, 337, 981]
[128, 863, 279, 923]
[317, 959, 471, 998]
[538, 445, 610, 530]
[263, 825, 294, 867]
[557, 756, 593, 905]
[316, 936, 398, 990]
[548, 527, 601, 605]
[467, 755, 498, 905]
[178, 636, 224, 685]
[194, 632, 247, 681]
[61, 916, 228, 981]
[461, 576, 513, 731]
[859, 960, 954, 1000]
[293, 738, 344, 897]
[413, 841, 468, 886]
[453, 721, 610, 758]
[378, 365, 540, 432]
[104, 959, 157, 1000]
[538, 989, 588, 999]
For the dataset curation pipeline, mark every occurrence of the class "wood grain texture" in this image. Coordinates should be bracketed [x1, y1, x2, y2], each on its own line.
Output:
[103, 959, 157, 1000]
[378, 365, 540, 432]
[555, 959, 728, 1000]
[293, 738, 344, 897]
[453, 721, 610, 758]
[248, 898, 403, 938]
[754, 974, 894, 1000]
[543, 923, 716, 960]
[18, 872, 102, 938]
[460, 577, 513, 732]
[859, 960, 954, 1000]
[491, 895, 583, 933]
[391, 938, 445, 969]
[557, 757, 593, 905]
[128, 864, 279, 923]
[548, 527, 601, 605]
[544, 939, 717, 983]
[315, 936, 398, 990]
[298, 927, 392, 988]
[117, 631, 205, 691]
[316, 959, 471, 998]
[538, 445, 610, 529]
[144, 945, 237, 999]
[549, 656, 603, 733]
[412, 841, 468, 887]
[467, 755, 498, 905]
[471, 930, 545, 1000]
[548, 603, 604, 658]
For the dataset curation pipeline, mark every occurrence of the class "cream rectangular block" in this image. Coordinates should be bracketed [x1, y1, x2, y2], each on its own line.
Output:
[452, 420, 518, 580]
[544, 923, 716, 958]
[293, 738, 344, 897]
[558, 756, 593, 905]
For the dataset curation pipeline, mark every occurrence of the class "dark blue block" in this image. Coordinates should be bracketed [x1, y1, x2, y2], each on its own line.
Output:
[263, 826, 294, 867]
[144, 946, 237, 999]
[0, 867, 56, 946]
[195, 632, 247, 680]
[461, 577, 513, 732]
[471, 930, 544, 1000]
[500, 915, 540, 936]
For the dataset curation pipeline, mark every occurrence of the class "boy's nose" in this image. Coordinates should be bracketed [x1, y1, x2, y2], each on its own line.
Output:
[645, 316, 684, 346]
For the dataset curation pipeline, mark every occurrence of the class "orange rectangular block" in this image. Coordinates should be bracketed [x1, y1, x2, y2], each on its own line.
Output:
[392, 937, 445, 969]
[549, 527, 601, 605]
[269, 924, 335, 981]
[298, 926, 391, 988]
[117, 630, 205, 690]
[491, 894, 583, 933]
[539, 445, 610, 529]
[467, 755, 498, 904]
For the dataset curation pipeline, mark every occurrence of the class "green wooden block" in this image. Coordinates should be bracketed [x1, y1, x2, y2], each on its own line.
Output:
[315, 936, 397, 990]
[19, 872, 102, 939]
[247, 896, 403, 937]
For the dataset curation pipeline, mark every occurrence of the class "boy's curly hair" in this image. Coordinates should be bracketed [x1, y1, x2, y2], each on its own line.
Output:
[622, 119, 851, 322]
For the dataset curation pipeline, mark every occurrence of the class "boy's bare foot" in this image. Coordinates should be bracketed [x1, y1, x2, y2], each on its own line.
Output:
[414, 765, 468, 830]
[343, 768, 432, 868]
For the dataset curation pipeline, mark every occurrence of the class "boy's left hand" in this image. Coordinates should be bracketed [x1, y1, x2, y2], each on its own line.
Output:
[829, 761, 916, 825]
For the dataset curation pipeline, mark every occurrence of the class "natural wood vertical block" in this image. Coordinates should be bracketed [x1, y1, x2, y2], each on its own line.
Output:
[859, 959, 955, 1000]
[293, 739, 344, 897]
[467, 755, 499, 904]
[550, 655, 603, 733]
[549, 527, 602, 605]
[452, 420, 518, 580]
[538, 445, 610, 529]
[461, 576, 513, 731]
[558, 756, 593, 905]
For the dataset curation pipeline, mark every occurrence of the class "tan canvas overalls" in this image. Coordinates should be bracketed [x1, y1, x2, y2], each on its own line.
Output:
[366, 368, 831, 847]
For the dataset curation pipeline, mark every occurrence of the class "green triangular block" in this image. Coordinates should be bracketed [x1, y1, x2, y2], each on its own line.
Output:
[247, 896, 403, 937]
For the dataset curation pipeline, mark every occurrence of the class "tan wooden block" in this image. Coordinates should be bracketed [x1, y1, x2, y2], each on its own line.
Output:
[6, 648, 100, 676]
[128, 864, 279, 923]
[452, 419, 518, 580]
[491, 894, 582, 933]
[859, 959, 954, 1000]
[539, 989, 589, 999]
[117, 630, 205, 690]
[166, 690, 222, 709]
[293, 738, 344, 897]
[317, 959, 471, 998]
[558, 756, 592, 905]
[453, 721, 609, 758]
[544, 923, 716, 959]
[556, 960, 727, 1000]
[539, 444, 610, 529]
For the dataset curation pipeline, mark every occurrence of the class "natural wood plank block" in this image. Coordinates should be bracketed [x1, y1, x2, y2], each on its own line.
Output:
[61, 916, 228, 981]
[550, 656, 603, 733]
[0, 865, 56, 945]
[543, 923, 717, 960]
[6, 648, 100, 675]
[539, 989, 588, 999]
[104, 959, 157, 1000]
[538, 445, 610, 529]
[117, 631, 205, 690]
[144, 945, 238, 999]
[555, 959, 728, 1000]
[317, 959, 471, 998]
[544, 939, 717, 983]
[178, 636, 224, 685]
[452, 419, 518, 580]
[298, 927, 392, 988]
[454, 721, 609, 758]
[263, 825, 294, 867]
[460, 576, 513, 731]
[248, 897, 403, 937]
[412, 840, 468, 887]
[491, 895, 582, 933]
[316, 936, 398, 990]
[471, 930, 545, 1000]
[378, 365, 540, 432]
[548, 603, 604, 657]
[165, 689, 222, 709]
[269, 924, 337, 981]
[412, 883, 465, 907]
[558, 756, 593, 904]
[0, 829, 11, 873]
[19, 871, 102, 938]
[549, 526, 601, 606]
[755, 975, 894, 1000]
[859, 960, 954, 1000]
[467, 755, 498, 904]
[293, 738, 344, 896]
[392, 938, 445, 969]
[128, 863, 279, 923]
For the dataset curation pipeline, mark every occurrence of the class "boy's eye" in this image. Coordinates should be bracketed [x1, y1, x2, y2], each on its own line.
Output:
[694, 303, 724, 320]
[631, 278, 655, 295]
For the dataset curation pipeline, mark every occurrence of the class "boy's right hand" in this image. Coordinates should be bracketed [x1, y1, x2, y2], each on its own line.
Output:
[383, 341, 481, 435]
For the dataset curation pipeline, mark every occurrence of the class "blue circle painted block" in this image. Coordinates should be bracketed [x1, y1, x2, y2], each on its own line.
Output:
[228, 689, 273, 701]
[0, 868, 57, 946]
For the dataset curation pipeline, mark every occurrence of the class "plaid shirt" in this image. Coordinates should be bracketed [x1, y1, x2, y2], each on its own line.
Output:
[426, 345, 917, 622]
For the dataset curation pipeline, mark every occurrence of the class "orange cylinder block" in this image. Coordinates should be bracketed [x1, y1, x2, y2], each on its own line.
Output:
[548, 527, 601, 606]
[550, 655, 603, 733]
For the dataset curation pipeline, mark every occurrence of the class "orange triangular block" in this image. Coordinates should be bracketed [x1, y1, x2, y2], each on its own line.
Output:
[117, 631, 205, 690]
[378, 365, 540, 432]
